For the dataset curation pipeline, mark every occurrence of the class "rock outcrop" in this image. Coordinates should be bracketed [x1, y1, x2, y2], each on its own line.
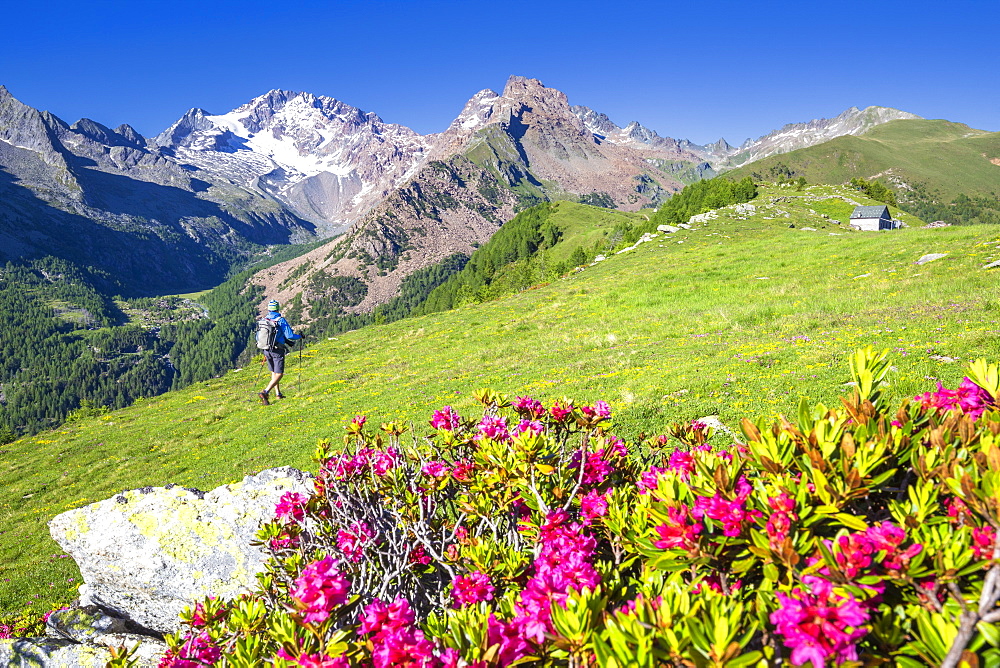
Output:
[49, 467, 312, 634]
[0, 606, 169, 667]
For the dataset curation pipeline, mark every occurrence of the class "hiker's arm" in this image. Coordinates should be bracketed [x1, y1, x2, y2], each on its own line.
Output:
[280, 318, 301, 340]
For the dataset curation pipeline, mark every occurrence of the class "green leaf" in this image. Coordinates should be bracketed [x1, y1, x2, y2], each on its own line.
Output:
[834, 513, 868, 531]
[726, 651, 764, 668]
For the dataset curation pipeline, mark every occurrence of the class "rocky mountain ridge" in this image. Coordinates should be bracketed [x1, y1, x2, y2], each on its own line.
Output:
[1, 77, 923, 306]
[707, 105, 922, 167]
[571, 102, 921, 169]
[251, 76, 693, 317]
[0, 86, 315, 294]
[245, 80, 925, 323]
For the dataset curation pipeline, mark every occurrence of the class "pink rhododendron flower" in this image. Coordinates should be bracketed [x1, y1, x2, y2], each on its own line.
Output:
[916, 377, 993, 419]
[337, 522, 373, 563]
[580, 489, 610, 522]
[667, 450, 696, 477]
[159, 631, 221, 667]
[359, 598, 414, 635]
[320, 454, 355, 480]
[512, 396, 545, 419]
[571, 448, 613, 485]
[452, 571, 495, 606]
[321, 447, 399, 480]
[421, 460, 450, 477]
[581, 401, 611, 420]
[605, 435, 628, 457]
[507, 510, 602, 644]
[451, 458, 474, 482]
[358, 598, 452, 668]
[516, 419, 545, 436]
[289, 556, 350, 625]
[770, 576, 869, 668]
[409, 544, 432, 565]
[274, 491, 309, 522]
[765, 492, 798, 550]
[638, 465, 668, 493]
[825, 522, 922, 581]
[831, 532, 872, 579]
[945, 496, 972, 525]
[188, 600, 223, 628]
[549, 401, 574, 422]
[692, 480, 761, 538]
[371, 448, 399, 476]
[350, 414, 367, 428]
[268, 529, 299, 551]
[476, 415, 511, 442]
[865, 522, 922, 573]
[768, 492, 796, 513]
[654, 504, 702, 552]
[767, 512, 793, 549]
[430, 406, 461, 430]
[487, 614, 533, 666]
[973, 525, 997, 561]
[275, 649, 349, 668]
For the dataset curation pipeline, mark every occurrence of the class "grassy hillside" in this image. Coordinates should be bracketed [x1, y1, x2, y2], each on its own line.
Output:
[532, 201, 649, 263]
[4, 183, 1000, 618]
[414, 201, 648, 314]
[727, 119, 1000, 201]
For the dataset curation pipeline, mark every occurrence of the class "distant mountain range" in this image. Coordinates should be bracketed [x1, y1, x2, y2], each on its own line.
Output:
[0, 86, 314, 294]
[0, 76, 923, 302]
[725, 118, 1000, 204]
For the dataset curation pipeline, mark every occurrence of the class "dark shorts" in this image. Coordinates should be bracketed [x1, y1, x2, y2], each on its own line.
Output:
[264, 348, 286, 374]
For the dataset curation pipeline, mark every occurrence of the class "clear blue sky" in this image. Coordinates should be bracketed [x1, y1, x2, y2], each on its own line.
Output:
[2, 0, 997, 145]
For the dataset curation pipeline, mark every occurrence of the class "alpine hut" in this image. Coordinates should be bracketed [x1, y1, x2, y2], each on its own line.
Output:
[849, 205, 899, 231]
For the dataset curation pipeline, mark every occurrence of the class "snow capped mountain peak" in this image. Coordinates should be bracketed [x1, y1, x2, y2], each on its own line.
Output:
[155, 90, 429, 233]
[447, 88, 501, 134]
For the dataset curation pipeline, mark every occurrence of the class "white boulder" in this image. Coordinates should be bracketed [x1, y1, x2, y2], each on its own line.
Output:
[49, 467, 312, 633]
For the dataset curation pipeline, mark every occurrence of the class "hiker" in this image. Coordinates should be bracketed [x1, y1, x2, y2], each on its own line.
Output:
[256, 299, 302, 405]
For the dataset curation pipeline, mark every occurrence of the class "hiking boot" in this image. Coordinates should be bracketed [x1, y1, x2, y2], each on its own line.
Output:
[258, 391, 270, 406]
[276, 392, 285, 400]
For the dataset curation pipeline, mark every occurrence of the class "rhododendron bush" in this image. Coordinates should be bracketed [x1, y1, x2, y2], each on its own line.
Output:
[157, 350, 1000, 667]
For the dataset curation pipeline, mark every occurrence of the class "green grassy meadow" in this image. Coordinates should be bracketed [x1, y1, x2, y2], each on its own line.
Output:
[3, 184, 1000, 617]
